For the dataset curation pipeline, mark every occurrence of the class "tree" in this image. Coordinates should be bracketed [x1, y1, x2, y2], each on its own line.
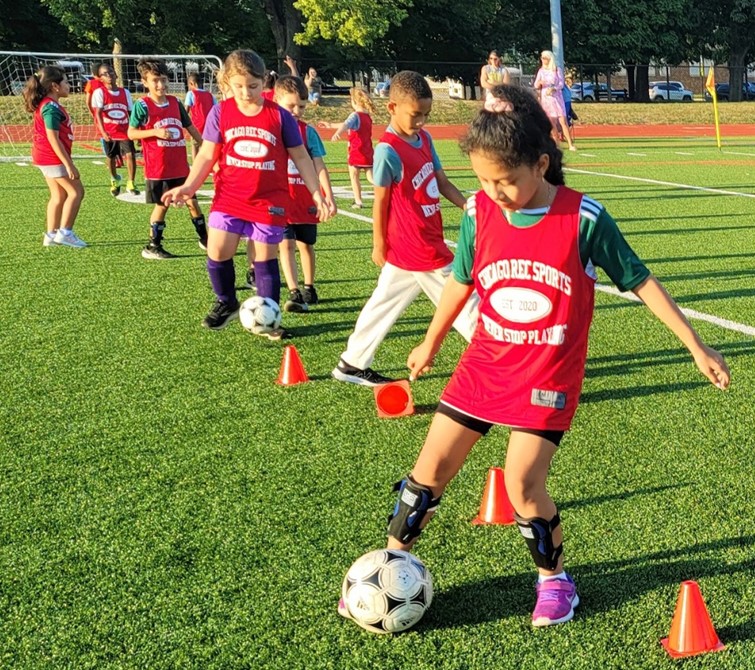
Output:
[0, 0, 74, 51]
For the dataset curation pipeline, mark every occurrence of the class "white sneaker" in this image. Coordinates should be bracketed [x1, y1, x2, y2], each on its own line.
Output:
[54, 229, 88, 248]
[43, 232, 58, 247]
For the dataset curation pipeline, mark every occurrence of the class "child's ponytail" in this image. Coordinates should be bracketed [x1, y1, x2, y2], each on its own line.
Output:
[461, 84, 564, 185]
[350, 87, 375, 114]
[23, 66, 65, 113]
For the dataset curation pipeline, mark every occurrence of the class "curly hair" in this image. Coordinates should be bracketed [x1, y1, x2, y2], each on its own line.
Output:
[460, 84, 564, 185]
[350, 87, 374, 113]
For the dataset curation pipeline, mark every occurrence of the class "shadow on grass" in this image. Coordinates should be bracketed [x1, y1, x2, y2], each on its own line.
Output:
[425, 534, 755, 631]
[558, 483, 690, 512]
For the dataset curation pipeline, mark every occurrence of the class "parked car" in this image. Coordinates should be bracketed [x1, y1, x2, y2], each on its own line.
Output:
[648, 81, 693, 101]
[569, 82, 626, 102]
[704, 82, 755, 102]
[374, 81, 390, 98]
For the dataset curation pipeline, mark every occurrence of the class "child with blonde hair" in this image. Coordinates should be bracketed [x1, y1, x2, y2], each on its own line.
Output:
[328, 87, 375, 209]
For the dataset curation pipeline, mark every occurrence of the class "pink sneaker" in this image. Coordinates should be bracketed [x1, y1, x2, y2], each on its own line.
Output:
[532, 574, 579, 627]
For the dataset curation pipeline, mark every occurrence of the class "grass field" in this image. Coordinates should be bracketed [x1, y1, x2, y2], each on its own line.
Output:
[3, 135, 755, 669]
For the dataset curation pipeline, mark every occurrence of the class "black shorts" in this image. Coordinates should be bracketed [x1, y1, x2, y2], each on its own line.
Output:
[145, 177, 188, 204]
[436, 402, 565, 446]
[104, 139, 136, 159]
[283, 223, 317, 245]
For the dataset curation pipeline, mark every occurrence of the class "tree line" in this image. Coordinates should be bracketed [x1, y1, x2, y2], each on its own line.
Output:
[2, 0, 755, 101]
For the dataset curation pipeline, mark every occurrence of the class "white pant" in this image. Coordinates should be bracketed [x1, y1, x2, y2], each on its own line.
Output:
[340, 262, 479, 370]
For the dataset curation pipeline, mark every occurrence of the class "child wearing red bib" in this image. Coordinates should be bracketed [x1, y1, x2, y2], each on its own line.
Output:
[162, 50, 330, 337]
[91, 63, 138, 196]
[341, 85, 730, 629]
[128, 59, 207, 260]
[332, 71, 478, 386]
[328, 88, 375, 209]
[23, 66, 86, 248]
[184, 72, 216, 160]
[274, 75, 336, 313]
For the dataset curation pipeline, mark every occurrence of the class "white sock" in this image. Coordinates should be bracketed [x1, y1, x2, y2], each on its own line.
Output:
[538, 571, 567, 584]
[60, 228, 72, 236]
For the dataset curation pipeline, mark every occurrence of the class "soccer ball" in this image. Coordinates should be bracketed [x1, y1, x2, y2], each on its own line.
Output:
[239, 296, 282, 334]
[341, 549, 433, 634]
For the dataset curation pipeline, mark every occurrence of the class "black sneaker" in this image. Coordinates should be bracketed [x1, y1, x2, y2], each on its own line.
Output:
[198, 232, 208, 251]
[302, 285, 319, 305]
[244, 269, 256, 290]
[141, 243, 176, 259]
[284, 288, 308, 313]
[331, 359, 396, 386]
[253, 326, 293, 341]
[201, 299, 240, 330]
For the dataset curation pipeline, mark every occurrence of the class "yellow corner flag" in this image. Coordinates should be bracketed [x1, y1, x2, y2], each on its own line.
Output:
[706, 66, 722, 149]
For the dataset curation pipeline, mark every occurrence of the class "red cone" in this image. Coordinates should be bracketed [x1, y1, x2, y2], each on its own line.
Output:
[373, 380, 414, 418]
[661, 581, 725, 658]
[276, 345, 309, 385]
[472, 467, 516, 525]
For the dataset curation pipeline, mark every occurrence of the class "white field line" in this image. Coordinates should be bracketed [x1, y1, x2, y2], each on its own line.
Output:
[578, 153, 596, 157]
[335, 189, 755, 338]
[675, 152, 694, 156]
[722, 150, 755, 157]
[627, 152, 646, 156]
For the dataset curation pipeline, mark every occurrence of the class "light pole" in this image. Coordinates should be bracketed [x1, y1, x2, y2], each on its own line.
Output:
[550, 0, 564, 69]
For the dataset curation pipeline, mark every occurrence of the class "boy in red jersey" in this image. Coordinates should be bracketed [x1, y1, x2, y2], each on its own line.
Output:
[332, 71, 479, 385]
[91, 63, 138, 196]
[273, 75, 336, 312]
[184, 72, 216, 160]
[128, 59, 207, 259]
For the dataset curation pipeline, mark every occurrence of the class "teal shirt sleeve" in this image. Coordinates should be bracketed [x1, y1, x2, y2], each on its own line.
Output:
[373, 143, 402, 187]
[306, 125, 326, 158]
[344, 112, 360, 130]
[40, 102, 64, 131]
[129, 99, 149, 128]
[424, 133, 443, 171]
[580, 207, 650, 292]
[452, 207, 476, 284]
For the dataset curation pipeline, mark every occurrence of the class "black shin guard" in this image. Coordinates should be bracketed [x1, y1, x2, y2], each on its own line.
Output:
[387, 476, 442, 544]
[515, 512, 563, 570]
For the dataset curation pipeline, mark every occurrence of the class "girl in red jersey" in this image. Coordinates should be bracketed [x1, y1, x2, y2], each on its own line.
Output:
[328, 87, 374, 209]
[343, 85, 730, 629]
[162, 50, 330, 337]
[23, 66, 87, 248]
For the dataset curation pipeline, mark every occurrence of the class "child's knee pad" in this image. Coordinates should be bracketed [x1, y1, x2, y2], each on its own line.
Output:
[387, 475, 442, 544]
[515, 512, 562, 570]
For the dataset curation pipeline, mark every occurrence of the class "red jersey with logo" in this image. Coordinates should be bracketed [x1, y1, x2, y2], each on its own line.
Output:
[211, 98, 290, 225]
[138, 96, 190, 181]
[261, 90, 275, 101]
[32, 98, 73, 166]
[99, 87, 130, 140]
[381, 130, 452, 271]
[286, 119, 319, 224]
[85, 78, 105, 116]
[188, 89, 215, 134]
[440, 187, 596, 430]
[348, 112, 373, 167]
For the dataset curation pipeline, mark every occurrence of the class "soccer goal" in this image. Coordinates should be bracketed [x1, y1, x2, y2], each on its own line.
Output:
[0, 51, 222, 162]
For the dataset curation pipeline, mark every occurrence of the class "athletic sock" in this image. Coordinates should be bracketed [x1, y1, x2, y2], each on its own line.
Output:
[253, 258, 281, 304]
[150, 222, 166, 245]
[538, 571, 567, 584]
[207, 258, 236, 304]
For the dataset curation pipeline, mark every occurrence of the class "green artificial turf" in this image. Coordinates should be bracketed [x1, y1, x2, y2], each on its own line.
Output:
[1, 136, 754, 669]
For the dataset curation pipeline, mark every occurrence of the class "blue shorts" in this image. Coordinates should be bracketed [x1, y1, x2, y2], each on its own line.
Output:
[308, 91, 321, 104]
[208, 211, 285, 245]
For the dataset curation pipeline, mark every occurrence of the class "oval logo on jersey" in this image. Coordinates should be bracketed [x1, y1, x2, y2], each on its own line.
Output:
[235, 140, 269, 159]
[108, 110, 127, 120]
[426, 177, 439, 199]
[489, 287, 552, 323]
[287, 158, 300, 175]
[166, 127, 182, 140]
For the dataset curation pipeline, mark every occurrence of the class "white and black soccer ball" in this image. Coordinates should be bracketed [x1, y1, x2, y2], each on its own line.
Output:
[341, 549, 433, 634]
[239, 296, 282, 334]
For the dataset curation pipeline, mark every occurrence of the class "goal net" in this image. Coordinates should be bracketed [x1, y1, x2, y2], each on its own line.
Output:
[0, 51, 222, 162]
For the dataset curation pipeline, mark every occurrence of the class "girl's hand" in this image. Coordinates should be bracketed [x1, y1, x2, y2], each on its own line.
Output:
[312, 193, 330, 222]
[325, 197, 337, 218]
[161, 186, 194, 207]
[693, 345, 730, 390]
[371, 244, 386, 268]
[67, 164, 80, 180]
[407, 341, 439, 381]
[331, 131, 342, 141]
[154, 128, 171, 140]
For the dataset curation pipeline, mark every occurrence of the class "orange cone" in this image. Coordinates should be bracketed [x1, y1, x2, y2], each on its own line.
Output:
[472, 467, 516, 525]
[276, 345, 309, 385]
[661, 581, 725, 658]
[373, 380, 414, 418]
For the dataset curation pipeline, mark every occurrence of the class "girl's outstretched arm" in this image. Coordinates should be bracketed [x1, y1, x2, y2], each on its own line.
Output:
[161, 139, 220, 206]
[632, 275, 730, 389]
[408, 276, 475, 380]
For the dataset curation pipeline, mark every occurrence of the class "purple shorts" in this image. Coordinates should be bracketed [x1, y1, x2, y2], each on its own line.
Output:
[208, 211, 285, 244]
